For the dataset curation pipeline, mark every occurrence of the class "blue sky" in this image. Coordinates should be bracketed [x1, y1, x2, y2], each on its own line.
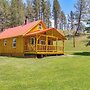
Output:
[50, 0, 76, 15]
[24, 0, 76, 15]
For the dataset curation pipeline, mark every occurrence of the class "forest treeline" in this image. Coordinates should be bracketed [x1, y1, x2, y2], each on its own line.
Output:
[0, 0, 66, 31]
[0, 0, 90, 33]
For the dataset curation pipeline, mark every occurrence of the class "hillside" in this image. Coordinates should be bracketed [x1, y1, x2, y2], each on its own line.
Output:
[65, 35, 90, 55]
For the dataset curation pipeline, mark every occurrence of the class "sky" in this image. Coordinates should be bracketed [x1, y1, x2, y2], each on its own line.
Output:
[24, 0, 76, 15]
[50, 0, 76, 15]
[60, 0, 76, 14]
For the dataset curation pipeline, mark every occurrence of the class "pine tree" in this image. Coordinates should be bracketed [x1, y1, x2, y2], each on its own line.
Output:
[43, 0, 51, 28]
[26, 0, 34, 22]
[31, 0, 51, 27]
[41, 0, 47, 21]
[10, 0, 25, 27]
[53, 0, 61, 29]
[60, 11, 66, 30]
[0, 0, 10, 31]
[68, 11, 76, 47]
[32, 0, 41, 21]
[69, 11, 74, 30]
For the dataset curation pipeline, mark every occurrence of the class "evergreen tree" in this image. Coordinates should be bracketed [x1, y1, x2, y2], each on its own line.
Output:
[31, 0, 51, 27]
[60, 11, 66, 30]
[10, 0, 25, 27]
[43, 0, 51, 28]
[40, 0, 47, 21]
[53, 0, 61, 29]
[69, 11, 74, 30]
[0, 0, 10, 31]
[32, 0, 41, 20]
[26, 0, 34, 22]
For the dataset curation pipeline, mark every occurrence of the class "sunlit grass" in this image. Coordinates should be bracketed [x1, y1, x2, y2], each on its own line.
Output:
[0, 56, 90, 90]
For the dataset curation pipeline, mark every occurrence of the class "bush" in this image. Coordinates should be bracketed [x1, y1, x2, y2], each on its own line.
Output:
[85, 27, 90, 33]
[86, 41, 90, 46]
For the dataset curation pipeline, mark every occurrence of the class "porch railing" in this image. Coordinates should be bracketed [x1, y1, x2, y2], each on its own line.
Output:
[24, 44, 64, 53]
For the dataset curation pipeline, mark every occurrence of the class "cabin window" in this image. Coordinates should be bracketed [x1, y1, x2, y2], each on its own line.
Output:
[12, 38, 16, 48]
[48, 40, 52, 45]
[39, 24, 42, 30]
[4, 39, 7, 46]
[40, 40, 45, 45]
[31, 37, 35, 45]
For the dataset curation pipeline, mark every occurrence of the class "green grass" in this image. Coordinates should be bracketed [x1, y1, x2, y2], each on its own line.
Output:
[0, 56, 90, 90]
[0, 35, 90, 90]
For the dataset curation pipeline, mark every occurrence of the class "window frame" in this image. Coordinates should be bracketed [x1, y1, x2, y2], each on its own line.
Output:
[12, 38, 16, 48]
[39, 24, 42, 30]
[4, 39, 7, 46]
[31, 37, 35, 45]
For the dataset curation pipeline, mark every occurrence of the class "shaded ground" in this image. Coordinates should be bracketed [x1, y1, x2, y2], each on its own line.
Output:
[73, 52, 90, 56]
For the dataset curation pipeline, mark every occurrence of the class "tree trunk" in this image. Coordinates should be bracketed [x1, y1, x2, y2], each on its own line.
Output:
[73, 35, 75, 47]
[73, 1, 82, 48]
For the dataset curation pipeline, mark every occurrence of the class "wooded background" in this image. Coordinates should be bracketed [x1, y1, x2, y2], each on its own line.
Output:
[0, 0, 90, 33]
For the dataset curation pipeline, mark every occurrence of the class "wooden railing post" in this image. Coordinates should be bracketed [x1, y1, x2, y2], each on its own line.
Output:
[46, 36, 48, 52]
[56, 38, 58, 52]
[62, 40, 64, 53]
[36, 34, 38, 52]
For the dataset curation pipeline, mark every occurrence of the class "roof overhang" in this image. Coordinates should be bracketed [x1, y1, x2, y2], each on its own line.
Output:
[24, 28, 66, 40]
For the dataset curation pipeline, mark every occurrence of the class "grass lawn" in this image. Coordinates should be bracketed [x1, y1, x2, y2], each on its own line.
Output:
[0, 56, 90, 90]
[0, 35, 90, 90]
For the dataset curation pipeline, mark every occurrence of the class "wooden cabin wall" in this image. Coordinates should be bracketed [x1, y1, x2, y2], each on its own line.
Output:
[0, 36, 24, 56]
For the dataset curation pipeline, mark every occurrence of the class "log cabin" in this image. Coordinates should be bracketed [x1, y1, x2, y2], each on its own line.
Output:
[0, 20, 66, 57]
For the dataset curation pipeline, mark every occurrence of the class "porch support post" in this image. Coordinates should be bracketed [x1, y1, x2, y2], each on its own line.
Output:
[46, 36, 48, 52]
[56, 38, 58, 52]
[62, 40, 64, 53]
[36, 34, 38, 52]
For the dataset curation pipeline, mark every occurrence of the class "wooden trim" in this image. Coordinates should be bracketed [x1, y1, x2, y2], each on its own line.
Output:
[39, 34, 58, 39]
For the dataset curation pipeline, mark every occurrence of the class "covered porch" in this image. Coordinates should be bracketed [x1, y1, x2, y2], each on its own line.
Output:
[24, 28, 66, 55]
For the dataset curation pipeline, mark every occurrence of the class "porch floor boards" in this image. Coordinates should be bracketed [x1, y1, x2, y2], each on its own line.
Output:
[24, 51, 64, 55]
